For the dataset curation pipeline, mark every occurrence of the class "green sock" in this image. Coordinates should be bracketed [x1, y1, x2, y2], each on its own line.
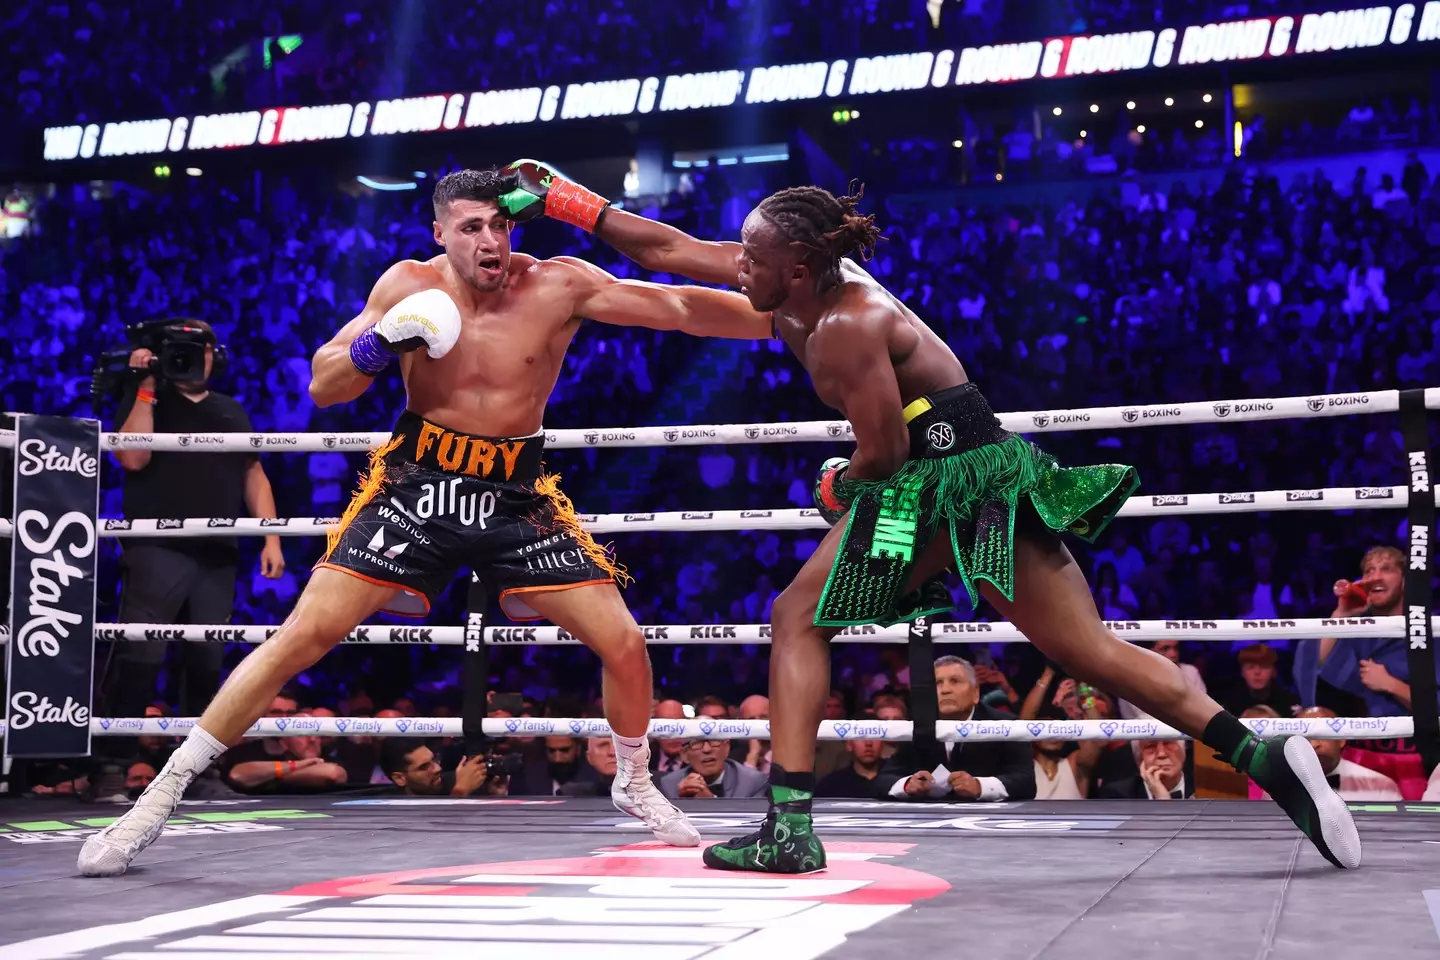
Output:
[1201, 711, 1266, 775]
[769, 766, 814, 815]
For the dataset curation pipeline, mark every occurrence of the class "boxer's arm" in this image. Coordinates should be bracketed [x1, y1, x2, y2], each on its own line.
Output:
[556, 256, 770, 339]
[595, 207, 744, 287]
[310, 261, 434, 408]
[811, 310, 909, 481]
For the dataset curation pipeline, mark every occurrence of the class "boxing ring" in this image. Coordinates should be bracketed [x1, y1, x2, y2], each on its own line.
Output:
[1, 386, 1439, 959]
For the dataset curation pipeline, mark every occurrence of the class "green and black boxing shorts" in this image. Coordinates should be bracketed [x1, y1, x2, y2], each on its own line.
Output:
[816, 382, 1140, 627]
[318, 411, 623, 618]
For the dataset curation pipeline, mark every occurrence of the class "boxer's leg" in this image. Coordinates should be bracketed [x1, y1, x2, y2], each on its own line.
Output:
[523, 582, 699, 846]
[79, 569, 394, 876]
[981, 525, 1359, 869]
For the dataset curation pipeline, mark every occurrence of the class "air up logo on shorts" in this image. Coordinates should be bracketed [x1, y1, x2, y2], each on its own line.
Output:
[869, 476, 924, 562]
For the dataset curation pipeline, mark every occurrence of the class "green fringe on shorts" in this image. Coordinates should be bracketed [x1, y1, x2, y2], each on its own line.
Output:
[814, 435, 1138, 627]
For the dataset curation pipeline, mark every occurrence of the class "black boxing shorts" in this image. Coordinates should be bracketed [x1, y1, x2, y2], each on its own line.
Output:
[317, 410, 623, 618]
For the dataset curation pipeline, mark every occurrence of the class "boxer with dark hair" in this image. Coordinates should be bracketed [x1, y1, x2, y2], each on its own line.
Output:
[508, 160, 1361, 875]
[81, 167, 776, 876]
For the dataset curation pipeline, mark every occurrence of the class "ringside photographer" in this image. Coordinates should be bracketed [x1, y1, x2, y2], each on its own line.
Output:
[100, 318, 287, 723]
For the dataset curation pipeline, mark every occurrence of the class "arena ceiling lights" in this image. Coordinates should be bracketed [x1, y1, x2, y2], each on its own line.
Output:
[42, 3, 1440, 162]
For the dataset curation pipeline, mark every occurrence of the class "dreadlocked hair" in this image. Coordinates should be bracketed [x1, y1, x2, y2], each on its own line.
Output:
[756, 182, 882, 283]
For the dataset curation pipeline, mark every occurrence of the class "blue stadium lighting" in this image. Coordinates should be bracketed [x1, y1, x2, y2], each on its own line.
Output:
[356, 176, 418, 191]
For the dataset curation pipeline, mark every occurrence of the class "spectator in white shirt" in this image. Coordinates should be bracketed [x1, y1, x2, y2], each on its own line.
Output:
[1295, 707, 1403, 802]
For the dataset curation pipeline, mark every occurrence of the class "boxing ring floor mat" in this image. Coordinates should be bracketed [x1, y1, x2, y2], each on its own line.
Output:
[0, 797, 1436, 959]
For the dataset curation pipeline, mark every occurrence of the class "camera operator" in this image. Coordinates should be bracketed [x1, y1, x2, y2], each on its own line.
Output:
[106, 319, 286, 722]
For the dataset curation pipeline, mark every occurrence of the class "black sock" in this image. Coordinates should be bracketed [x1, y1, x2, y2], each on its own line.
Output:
[769, 765, 815, 811]
[1201, 710, 1262, 772]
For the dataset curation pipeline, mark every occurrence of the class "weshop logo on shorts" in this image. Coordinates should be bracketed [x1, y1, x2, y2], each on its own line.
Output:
[2, 844, 951, 958]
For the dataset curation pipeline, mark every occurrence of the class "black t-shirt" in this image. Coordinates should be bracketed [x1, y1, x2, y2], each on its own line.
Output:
[121, 389, 255, 562]
[815, 765, 883, 799]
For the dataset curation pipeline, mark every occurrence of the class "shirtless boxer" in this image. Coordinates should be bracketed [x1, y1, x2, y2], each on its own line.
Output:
[502, 161, 1362, 874]
[79, 167, 771, 876]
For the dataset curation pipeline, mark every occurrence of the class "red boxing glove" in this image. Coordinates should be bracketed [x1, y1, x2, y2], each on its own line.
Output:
[504, 159, 609, 232]
[813, 457, 854, 526]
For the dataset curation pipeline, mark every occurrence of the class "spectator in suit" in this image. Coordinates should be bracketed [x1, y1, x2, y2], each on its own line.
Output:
[878, 656, 1035, 801]
[732, 694, 771, 772]
[651, 699, 688, 776]
[560, 737, 618, 796]
[1098, 740, 1193, 800]
[659, 738, 768, 799]
[1253, 707, 1403, 802]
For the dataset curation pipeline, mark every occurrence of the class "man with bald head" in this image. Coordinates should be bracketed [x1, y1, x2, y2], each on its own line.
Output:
[734, 695, 772, 772]
[652, 699, 687, 776]
[1285, 707, 1402, 802]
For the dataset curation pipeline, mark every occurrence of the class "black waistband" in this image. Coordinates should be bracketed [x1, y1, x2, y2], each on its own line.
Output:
[903, 382, 1009, 459]
[388, 410, 546, 484]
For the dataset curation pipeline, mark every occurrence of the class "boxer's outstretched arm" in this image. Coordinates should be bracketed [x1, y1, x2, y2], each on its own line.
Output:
[811, 310, 909, 481]
[556, 256, 769, 339]
[595, 207, 743, 287]
[310, 261, 433, 407]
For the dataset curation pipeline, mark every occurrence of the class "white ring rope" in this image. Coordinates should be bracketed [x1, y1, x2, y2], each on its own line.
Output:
[0, 482, 1428, 541]
[3, 387, 1435, 453]
[0, 716, 1410, 742]
[0, 615, 1428, 648]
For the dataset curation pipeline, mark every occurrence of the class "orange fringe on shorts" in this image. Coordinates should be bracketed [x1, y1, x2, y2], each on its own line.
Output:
[324, 435, 405, 562]
[532, 472, 632, 587]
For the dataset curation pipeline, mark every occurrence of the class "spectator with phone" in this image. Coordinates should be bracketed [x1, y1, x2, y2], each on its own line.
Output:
[878, 656, 1035, 802]
[1020, 675, 1108, 800]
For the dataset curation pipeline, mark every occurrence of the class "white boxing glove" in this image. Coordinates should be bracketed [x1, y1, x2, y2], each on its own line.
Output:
[374, 288, 463, 359]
